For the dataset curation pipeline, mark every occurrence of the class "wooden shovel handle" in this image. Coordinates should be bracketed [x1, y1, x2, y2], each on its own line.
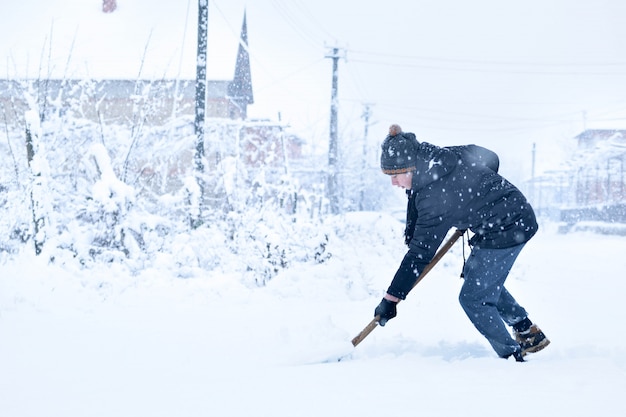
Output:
[351, 316, 380, 347]
[351, 229, 464, 347]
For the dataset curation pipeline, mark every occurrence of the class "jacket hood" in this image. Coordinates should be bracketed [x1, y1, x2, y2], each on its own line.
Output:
[411, 142, 459, 191]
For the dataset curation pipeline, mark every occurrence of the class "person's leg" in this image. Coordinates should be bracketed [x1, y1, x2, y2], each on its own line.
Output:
[496, 287, 528, 327]
[458, 243, 526, 358]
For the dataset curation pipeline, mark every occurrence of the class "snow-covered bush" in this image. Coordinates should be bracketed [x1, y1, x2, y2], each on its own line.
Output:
[0, 78, 396, 281]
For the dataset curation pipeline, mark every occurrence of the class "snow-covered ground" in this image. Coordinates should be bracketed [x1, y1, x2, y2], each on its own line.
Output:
[1, 213, 625, 417]
[2, 2, 626, 416]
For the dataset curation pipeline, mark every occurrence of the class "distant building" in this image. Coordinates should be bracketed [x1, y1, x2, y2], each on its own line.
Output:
[0, 11, 304, 181]
[530, 129, 626, 225]
[0, 13, 254, 126]
[571, 130, 626, 207]
[0, 78, 248, 125]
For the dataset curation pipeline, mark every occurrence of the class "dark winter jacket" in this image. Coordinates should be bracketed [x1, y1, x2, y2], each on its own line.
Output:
[387, 142, 538, 300]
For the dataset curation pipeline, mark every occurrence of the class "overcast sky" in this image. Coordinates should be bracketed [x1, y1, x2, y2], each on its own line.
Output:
[3, 0, 626, 181]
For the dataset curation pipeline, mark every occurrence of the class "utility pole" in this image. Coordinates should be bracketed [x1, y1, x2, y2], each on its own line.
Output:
[193, 0, 208, 227]
[195, 0, 208, 172]
[325, 47, 345, 214]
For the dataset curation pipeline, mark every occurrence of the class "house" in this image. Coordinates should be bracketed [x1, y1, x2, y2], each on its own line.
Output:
[532, 129, 626, 225]
[0, 12, 254, 126]
[0, 8, 307, 211]
[574, 129, 626, 152]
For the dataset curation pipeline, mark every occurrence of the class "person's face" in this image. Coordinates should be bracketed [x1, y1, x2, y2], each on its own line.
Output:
[390, 171, 413, 190]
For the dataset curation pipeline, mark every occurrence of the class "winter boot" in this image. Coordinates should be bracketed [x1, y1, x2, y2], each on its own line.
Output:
[515, 324, 550, 356]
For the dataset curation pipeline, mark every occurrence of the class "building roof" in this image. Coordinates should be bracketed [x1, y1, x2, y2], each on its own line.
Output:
[0, 79, 233, 99]
[1, 10, 254, 118]
[227, 11, 254, 118]
[575, 129, 626, 141]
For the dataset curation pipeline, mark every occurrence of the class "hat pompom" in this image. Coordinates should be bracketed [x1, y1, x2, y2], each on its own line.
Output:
[389, 124, 402, 136]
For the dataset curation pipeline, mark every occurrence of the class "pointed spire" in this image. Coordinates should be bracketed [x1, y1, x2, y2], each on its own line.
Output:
[228, 10, 254, 119]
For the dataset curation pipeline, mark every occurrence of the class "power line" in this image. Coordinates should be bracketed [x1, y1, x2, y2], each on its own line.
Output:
[268, 0, 328, 50]
[348, 49, 626, 68]
[347, 57, 626, 76]
[290, 0, 338, 45]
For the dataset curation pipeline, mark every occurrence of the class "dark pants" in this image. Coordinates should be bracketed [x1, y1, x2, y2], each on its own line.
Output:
[459, 243, 528, 357]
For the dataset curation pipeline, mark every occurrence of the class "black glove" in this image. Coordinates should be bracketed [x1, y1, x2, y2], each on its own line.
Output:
[374, 298, 398, 326]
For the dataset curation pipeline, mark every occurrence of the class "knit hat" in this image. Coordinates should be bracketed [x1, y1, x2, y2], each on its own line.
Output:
[380, 124, 419, 175]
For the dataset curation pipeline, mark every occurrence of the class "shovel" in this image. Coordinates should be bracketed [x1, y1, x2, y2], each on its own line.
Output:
[351, 228, 465, 347]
